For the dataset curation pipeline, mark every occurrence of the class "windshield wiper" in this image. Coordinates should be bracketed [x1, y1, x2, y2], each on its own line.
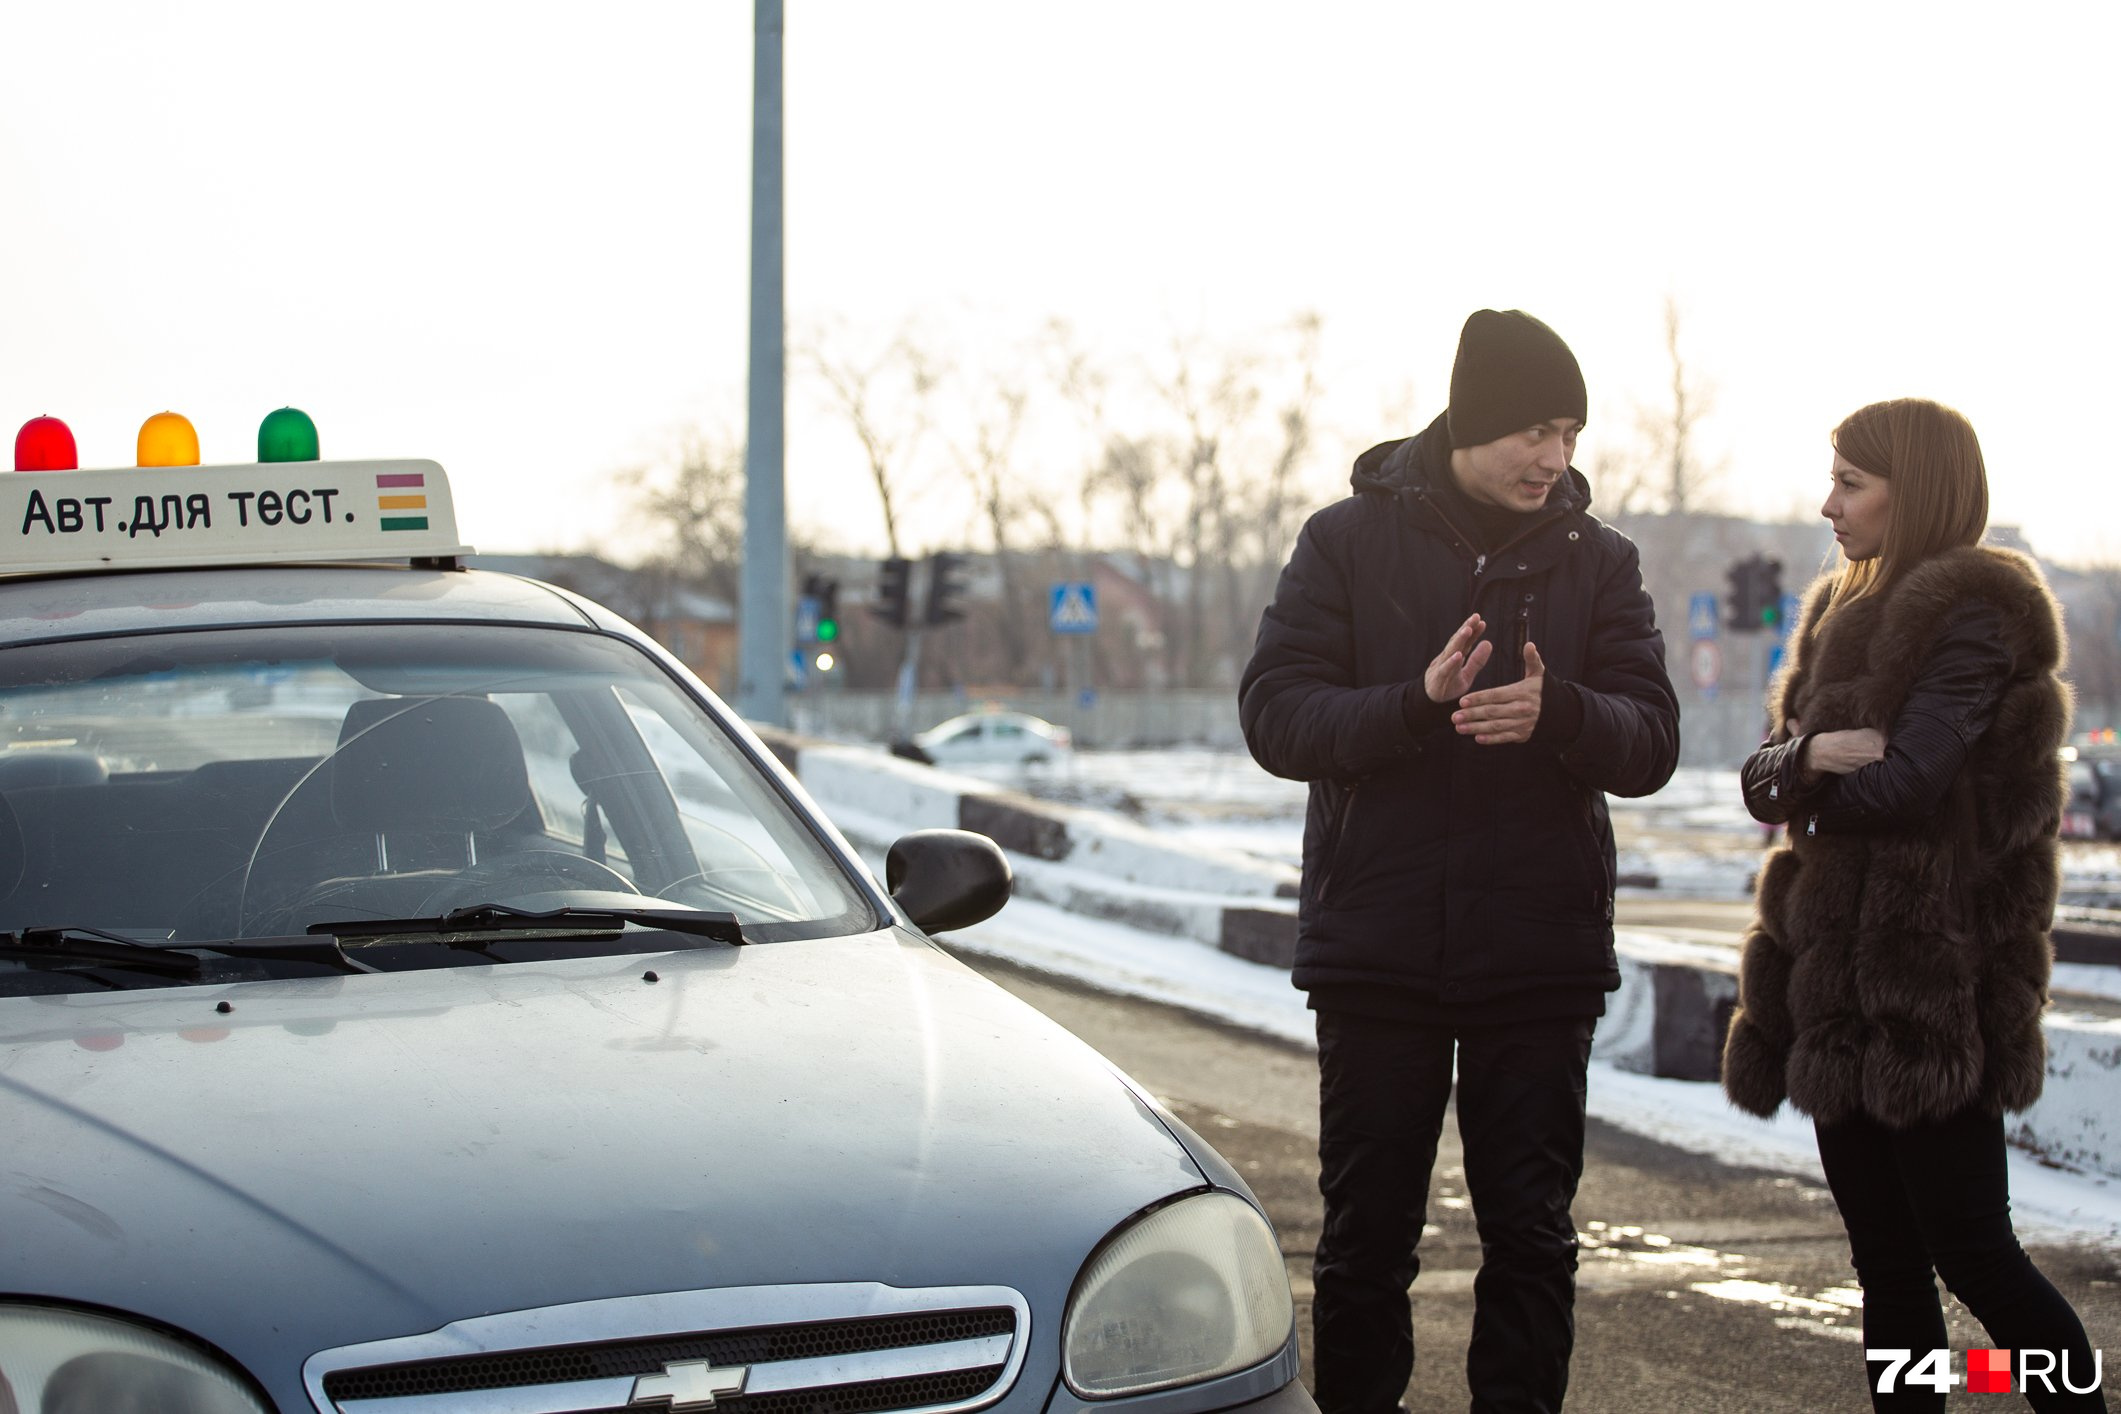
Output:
[0, 927, 372, 976]
[307, 903, 746, 947]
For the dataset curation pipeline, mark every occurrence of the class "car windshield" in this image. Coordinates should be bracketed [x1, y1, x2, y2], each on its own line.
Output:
[0, 623, 874, 972]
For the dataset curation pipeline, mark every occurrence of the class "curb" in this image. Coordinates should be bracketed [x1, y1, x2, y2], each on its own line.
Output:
[758, 727, 2121, 1179]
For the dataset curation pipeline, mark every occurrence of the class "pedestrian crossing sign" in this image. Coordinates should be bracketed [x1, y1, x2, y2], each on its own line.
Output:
[1050, 580, 1099, 634]
[1688, 592, 1719, 640]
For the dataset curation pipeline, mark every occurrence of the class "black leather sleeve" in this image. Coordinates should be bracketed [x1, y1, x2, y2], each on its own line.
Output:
[1740, 734, 1810, 825]
[1791, 601, 2011, 835]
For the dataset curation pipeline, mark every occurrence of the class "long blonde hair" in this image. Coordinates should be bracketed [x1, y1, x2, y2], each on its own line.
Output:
[1826, 398, 1989, 608]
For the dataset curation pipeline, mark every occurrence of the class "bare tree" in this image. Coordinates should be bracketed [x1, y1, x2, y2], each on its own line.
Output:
[1046, 323, 1164, 691]
[1246, 311, 1324, 615]
[944, 373, 1035, 681]
[1639, 294, 1722, 515]
[802, 323, 942, 559]
[622, 428, 746, 607]
[1588, 438, 1656, 520]
[1155, 334, 1258, 687]
[1040, 319, 1118, 559]
[1143, 315, 1330, 687]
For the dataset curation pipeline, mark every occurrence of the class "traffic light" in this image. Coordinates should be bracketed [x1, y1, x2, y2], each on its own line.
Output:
[1724, 554, 1786, 633]
[872, 557, 912, 629]
[924, 551, 967, 627]
[1730, 559, 1764, 635]
[1756, 558, 1784, 632]
[815, 577, 840, 644]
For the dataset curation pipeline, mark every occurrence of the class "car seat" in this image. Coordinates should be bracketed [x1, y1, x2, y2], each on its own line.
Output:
[236, 697, 539, 930]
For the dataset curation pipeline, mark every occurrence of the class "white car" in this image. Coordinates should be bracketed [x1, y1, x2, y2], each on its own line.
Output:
[914, 711, 1074, 768]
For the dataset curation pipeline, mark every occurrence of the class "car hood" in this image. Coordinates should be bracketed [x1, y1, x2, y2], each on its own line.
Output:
[0, 931, 1203, 1402]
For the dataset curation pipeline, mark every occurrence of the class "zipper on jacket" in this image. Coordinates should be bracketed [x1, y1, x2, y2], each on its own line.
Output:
[1312, 783, 1359, 906]
[1419, 491, 1488, 593]
[1512, 611, 1530, 675]
[1806, 813, 1819, 836]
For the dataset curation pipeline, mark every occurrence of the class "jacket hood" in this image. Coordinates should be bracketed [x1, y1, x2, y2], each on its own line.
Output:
[0, 932, 1204, 1402]
[1351, 411, 1592, 516]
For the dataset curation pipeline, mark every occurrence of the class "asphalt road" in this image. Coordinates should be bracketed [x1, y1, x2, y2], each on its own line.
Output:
[950, 948, 2121, 1412]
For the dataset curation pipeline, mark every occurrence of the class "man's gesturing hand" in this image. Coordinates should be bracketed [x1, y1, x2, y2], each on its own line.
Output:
[1454, 641, 1546, 745]
[1425, 614, 1493, 703]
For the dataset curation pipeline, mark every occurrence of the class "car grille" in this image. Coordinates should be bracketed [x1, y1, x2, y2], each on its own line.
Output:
[304, 1285, 1028, 1414]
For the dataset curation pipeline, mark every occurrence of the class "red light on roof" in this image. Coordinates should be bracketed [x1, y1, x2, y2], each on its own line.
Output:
[14, 415, 78, 471]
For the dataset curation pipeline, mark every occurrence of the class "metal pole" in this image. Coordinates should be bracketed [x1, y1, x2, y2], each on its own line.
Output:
[738, 0, 787, 726]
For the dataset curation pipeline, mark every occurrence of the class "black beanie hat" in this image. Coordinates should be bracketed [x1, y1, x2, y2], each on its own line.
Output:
[1446, 309, 1588, 450]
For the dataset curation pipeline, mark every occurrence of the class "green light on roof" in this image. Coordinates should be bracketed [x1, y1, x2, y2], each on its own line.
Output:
[258, 407, 320, 463]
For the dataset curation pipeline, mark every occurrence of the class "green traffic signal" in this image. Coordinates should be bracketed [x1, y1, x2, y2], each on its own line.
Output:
[817, 616, 839, 643]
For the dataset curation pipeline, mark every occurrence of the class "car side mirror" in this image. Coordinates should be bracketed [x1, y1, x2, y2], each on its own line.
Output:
[886, 829, 1012, 933]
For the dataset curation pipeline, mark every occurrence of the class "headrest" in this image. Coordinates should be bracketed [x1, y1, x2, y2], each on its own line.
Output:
[331, 697, 534, 833]
[0, 751, 108, 790]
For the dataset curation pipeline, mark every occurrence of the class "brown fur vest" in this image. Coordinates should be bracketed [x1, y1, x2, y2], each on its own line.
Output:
[1721, 546, 2072, 1129]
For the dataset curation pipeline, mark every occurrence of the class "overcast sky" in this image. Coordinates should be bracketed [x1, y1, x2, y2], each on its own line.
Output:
[4, 1, 2115, 567]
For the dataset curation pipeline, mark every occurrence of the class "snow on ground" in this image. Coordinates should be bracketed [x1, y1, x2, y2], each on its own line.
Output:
[944, 903, 2121, 1245]
[936, 747, 2121, 1244]
[991, 750, 2121, 904]
[2055, 962, 2121, 1002]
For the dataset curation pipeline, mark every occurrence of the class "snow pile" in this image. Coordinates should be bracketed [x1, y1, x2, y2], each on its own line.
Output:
[998, 753, 2119, 905]
[940, 904, 2121, 1245]
[788, 738, 2121, 1223]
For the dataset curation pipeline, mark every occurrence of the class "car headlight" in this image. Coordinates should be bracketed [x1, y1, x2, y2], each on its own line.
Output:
[0, 1304, 267, 1414]
[1062, 1191, 1295, 1398]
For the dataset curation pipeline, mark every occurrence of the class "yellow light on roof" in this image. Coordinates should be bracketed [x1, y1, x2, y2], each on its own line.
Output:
[137, 411, 200, 467]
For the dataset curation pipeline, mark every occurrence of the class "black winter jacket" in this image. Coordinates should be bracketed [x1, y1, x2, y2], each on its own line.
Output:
[1239, 417, 1680, 1016]
[1739, 601, 2009, 836]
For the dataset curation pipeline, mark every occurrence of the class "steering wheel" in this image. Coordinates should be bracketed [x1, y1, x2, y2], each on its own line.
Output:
[654, 864, 800, 914]
[413, 851, 641, 912]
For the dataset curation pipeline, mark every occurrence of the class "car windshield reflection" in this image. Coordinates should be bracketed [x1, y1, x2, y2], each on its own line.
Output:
[0, 624, 873, 984]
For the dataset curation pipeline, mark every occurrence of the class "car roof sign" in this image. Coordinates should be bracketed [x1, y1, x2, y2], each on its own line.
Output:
[1, 459, 473, 575]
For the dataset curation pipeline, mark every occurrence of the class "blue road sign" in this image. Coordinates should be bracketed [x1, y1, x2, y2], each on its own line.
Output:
[794, 593, 820, 645]
[1688, 592, 1720, 641]
[1779, 593, 1801, 637]
[1050, 581, 1099, 634]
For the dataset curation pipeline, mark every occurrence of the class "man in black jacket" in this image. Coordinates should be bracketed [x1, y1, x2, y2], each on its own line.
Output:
[1240, 310, 1679, 1414]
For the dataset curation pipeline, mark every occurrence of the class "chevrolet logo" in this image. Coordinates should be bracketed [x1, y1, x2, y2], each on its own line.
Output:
[630, 1360, 749, 1411]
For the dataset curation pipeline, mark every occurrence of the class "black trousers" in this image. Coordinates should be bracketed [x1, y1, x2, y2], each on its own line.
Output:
[1816, 1107, 2107, 1412]
[1312, 1011, 1595, 1414]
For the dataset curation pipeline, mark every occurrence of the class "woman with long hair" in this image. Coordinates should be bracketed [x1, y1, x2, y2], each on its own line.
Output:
[1722, 398, 2104, 1410]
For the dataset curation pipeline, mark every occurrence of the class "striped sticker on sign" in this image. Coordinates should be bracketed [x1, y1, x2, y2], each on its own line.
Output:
[376, 471, 429, 531]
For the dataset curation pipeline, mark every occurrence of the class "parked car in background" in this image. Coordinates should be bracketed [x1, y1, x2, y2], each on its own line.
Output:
[2066, 756, 2102, 840]
[912, 710, 1075, 768]
[2062, 740, 2121, 842]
